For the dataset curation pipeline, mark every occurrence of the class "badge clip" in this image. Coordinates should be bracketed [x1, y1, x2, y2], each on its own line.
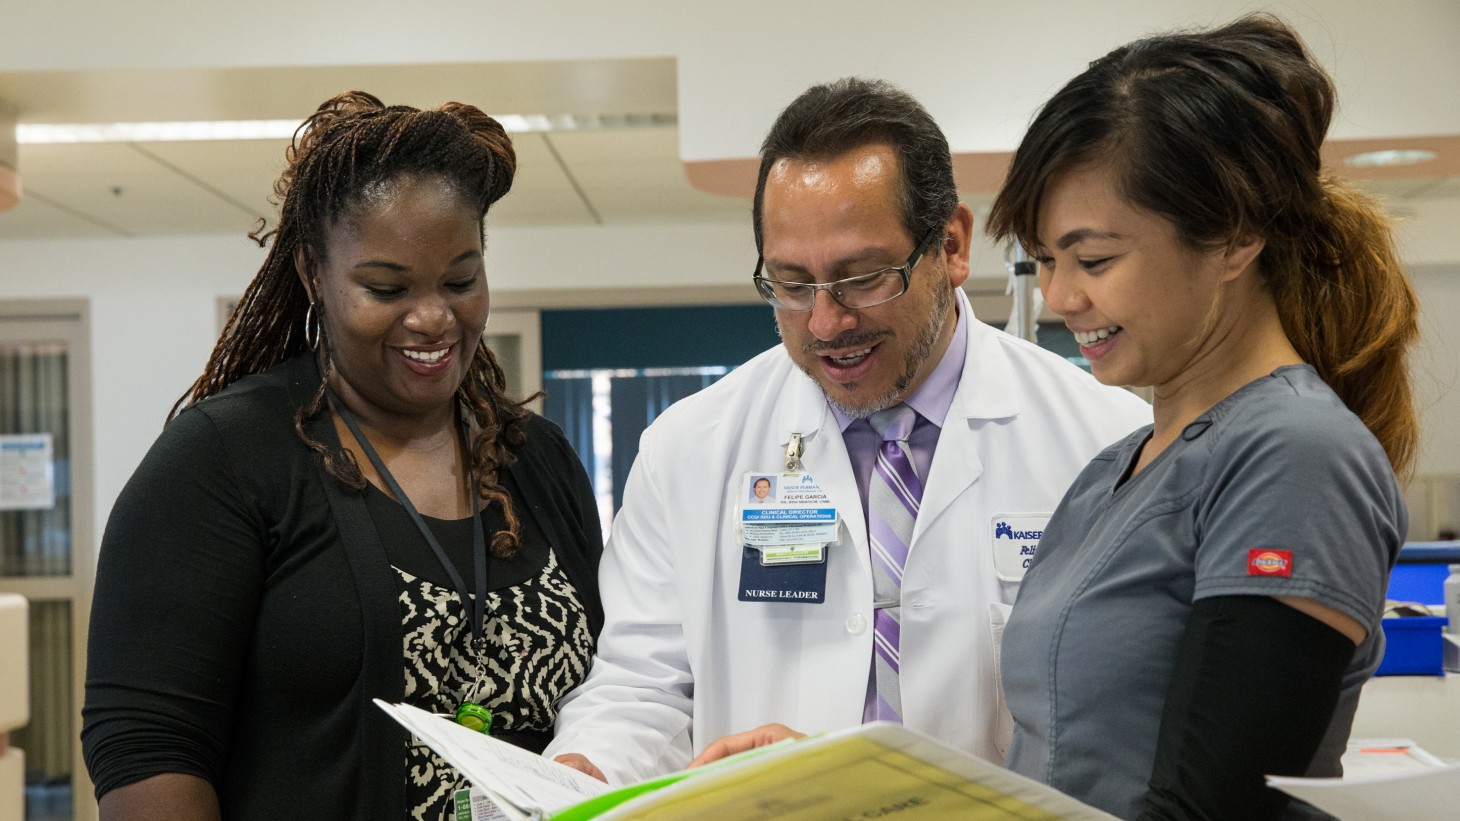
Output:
[784, 433, 804, 474]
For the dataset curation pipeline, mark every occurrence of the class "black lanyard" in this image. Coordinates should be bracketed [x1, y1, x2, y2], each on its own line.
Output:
[329, 390, 488, 655]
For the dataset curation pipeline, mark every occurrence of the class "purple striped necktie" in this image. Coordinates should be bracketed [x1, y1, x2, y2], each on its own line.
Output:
[867, 404, 922, 723]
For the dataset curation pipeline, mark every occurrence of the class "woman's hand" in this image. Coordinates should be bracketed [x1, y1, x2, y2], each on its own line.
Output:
[554, 753, 608, 782]
[687, 723, 806, 768]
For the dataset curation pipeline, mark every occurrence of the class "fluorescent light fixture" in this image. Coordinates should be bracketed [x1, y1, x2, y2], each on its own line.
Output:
[18, 120, 303, 144]
[1343, 149, 1437, 168]
[16, 112, 678, 145]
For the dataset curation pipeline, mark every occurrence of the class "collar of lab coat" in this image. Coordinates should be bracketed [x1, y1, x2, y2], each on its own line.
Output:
[773, 288, 1022, 447]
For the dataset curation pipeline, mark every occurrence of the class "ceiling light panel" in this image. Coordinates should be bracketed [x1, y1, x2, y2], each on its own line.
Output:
[18, 120, 302, 144]
[17, 113, 678, 144]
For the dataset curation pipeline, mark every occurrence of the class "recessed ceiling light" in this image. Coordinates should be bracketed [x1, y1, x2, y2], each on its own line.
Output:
[15, 113, 678, 145]
[1343, 149, 1437, 168]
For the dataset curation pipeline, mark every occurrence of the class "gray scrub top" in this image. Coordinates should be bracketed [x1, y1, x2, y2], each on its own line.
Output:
[1002, 365, 1406, 820]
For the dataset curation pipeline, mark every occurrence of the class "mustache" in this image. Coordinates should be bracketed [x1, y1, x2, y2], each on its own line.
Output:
[802, 331, 888, 356]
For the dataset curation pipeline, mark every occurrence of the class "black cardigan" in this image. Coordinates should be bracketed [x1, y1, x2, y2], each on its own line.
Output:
[82, 354, 603, 819]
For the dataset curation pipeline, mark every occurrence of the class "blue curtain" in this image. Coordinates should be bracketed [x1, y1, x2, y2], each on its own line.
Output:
[541, 304, 778, 515]
[541, 374, 596, 479]
[607, 372, 724, 510]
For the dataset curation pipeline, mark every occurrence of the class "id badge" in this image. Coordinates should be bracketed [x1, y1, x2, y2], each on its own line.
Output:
[739, 471, 839, 551]
[453, 788, 509, 821]
[736, 470, 837, 603]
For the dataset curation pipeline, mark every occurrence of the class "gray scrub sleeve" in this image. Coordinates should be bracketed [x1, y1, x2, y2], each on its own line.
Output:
[1191, 383, 1403, 631]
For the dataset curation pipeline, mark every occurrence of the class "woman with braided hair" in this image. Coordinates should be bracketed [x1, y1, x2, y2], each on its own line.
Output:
[82, 91, 603, 820]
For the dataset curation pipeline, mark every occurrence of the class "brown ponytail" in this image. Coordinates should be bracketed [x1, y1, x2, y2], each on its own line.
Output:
[1270, 176, 1419, 475]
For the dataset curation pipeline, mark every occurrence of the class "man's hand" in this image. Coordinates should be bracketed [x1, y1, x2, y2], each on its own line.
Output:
[686, 723, 806, 768]
[553, 753, 607, 782]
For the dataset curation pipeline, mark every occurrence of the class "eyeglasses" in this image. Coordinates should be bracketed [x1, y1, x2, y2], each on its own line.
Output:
[752, 226, 941, 312]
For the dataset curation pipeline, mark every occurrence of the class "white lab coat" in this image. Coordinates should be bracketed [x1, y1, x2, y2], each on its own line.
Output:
[547, 293, 1152, 784]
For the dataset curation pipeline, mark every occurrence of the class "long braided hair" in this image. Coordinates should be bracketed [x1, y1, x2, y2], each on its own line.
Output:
[172, 90, 536, 556]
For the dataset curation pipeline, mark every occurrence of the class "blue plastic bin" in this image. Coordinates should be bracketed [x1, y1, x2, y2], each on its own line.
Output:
[1378, 548, 1452, 675]
[1375, 615, 1448, 676]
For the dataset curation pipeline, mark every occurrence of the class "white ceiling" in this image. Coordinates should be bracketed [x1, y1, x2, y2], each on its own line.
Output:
[0, 57, 1455, 241]
[0, 125, 758, 239]
[0, 58, 749, 239]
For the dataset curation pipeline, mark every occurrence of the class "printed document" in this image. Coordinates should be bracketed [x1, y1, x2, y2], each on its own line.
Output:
[377, 700, 1116, 820]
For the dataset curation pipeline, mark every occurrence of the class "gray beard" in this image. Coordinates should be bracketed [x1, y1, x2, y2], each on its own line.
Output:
[780, 283, 953, 419]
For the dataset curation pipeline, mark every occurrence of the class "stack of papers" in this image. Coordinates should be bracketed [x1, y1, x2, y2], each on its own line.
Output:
[376, 700, 1116, 820]
[1268, 738, 1459, 820]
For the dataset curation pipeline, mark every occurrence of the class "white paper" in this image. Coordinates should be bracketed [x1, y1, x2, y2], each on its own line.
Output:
[1269, 751, 1460, 820]
[0, 433, 55, 510]
[458, 788, 512, 821]
[375, 700, 609, 820]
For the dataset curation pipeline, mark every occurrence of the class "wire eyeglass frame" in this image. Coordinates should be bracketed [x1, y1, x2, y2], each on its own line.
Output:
[752, 225, 942, 312]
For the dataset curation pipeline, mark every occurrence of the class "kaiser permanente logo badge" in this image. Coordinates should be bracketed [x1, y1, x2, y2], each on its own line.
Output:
[990, 514, 1052, 583]
[1247, 549, 1293, 577]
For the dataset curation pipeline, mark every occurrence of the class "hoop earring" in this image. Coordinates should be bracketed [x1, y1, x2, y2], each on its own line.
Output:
[304, 302, 321, 351]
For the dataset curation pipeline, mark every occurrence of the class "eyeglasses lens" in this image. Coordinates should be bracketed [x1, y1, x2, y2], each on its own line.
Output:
[766, 270, 905, 311]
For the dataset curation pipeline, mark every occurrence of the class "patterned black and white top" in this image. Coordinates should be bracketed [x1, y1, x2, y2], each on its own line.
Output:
[365, 484, 594, 821]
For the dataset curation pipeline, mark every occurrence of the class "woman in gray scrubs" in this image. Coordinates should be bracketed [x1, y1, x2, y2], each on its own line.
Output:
[986, 14, 1417, 821]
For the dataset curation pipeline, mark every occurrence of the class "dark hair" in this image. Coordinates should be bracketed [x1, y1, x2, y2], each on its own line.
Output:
[986, 14, 1419, 475]
[173, 90, 534, 555]
[753, 77, 958, 250]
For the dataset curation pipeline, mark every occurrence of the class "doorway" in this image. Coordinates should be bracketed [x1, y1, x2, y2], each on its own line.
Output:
[0, 299, 94, 821]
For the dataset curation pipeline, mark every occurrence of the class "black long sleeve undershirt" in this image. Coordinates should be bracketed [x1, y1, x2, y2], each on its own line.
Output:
[1137, 595, 1356, 821]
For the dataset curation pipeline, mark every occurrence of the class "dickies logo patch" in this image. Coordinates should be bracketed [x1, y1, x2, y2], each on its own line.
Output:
[1248, 549, 1293, 577]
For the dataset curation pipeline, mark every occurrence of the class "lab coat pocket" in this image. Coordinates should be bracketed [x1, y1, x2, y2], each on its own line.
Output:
[988, 602, 1014, 761]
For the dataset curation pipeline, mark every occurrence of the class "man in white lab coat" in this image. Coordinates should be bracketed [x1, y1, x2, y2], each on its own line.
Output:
[546, 77, 1151, 784]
